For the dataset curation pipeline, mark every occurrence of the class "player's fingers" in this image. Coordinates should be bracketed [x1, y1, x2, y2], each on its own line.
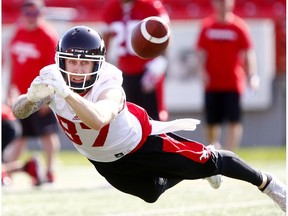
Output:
[39, 64, 57, 75]
[40, 78, 57, 87]
[31, 76, 43, 85]
[40, 71, 56, 81]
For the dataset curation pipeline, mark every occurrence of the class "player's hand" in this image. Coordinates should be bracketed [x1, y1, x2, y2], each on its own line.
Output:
[141, 56, 168, 93]
[39, 65, 71, 98]
[27, 76, 54, 102]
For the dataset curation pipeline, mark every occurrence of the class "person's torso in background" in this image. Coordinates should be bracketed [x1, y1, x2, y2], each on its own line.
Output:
[198, 14, 252, 93]
[101, 0, 169, 75]
[10, 21, 58, 94]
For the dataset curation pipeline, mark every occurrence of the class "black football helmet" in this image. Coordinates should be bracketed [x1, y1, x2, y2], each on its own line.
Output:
[55, 25, 106, 93]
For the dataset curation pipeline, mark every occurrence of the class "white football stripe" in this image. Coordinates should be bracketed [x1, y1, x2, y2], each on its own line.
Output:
[140, 18, 170, 44]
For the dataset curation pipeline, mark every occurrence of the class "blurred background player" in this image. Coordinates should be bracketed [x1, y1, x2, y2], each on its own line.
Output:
[2, 103, 42, 186]
[100, 0, 170, 121]
[195, 0, 259, 151]
[5, 0, 61, 183]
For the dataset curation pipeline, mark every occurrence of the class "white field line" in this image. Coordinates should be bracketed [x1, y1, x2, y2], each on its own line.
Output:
[103, 200, 274, 216]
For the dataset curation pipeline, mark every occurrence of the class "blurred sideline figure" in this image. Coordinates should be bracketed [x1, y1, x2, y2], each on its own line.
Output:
[2, 103, 42, 186]
[195, 0, 259, 150]
[5, 0, 61, 184]
[100, 0, 170, 121]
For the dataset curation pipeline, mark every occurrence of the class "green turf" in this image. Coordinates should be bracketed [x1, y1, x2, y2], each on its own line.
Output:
[19, 146, 286, 165]
[235, 146, 286, 161]
[2, 147, 286, 216]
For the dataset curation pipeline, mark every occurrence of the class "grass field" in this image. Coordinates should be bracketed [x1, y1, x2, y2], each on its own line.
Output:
[2, 147, 286, 216]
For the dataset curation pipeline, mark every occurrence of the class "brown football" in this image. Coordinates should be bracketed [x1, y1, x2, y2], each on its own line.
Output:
[131, 16, 170, 59]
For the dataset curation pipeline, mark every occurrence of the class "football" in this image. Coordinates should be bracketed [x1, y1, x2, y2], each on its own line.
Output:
[131, 16, 170, 59]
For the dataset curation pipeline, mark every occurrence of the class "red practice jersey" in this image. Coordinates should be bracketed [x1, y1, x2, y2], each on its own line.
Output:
[10, 21, 58, 94]
[2, 104, 15, 121]
[101, 0, 169, 75]
[196, 14, 253, 93]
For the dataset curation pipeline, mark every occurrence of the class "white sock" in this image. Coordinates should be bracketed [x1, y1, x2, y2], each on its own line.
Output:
[258, 173, 268, 190]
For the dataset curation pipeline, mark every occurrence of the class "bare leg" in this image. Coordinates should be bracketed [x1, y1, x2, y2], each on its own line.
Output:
[224, 122, 243, 151]
[3, 138, 27, 162]
[40, 133, 60, 181]
[206, 124, 222, 149]
[2, 161, 24, 173]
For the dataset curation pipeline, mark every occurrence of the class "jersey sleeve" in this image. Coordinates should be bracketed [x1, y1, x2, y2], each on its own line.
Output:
[236, 17, 253, 50]
[196, 18, 210, 50]
[89, 62, 124, 102]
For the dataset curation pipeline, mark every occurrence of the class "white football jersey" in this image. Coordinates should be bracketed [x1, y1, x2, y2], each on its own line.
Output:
[49, 62, 143, 162]
[48, 63, 200, 162]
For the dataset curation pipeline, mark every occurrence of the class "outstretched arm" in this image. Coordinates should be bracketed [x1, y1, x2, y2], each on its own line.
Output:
[12, 94, 52, 119]
[64, 88, 124, 131]
[40, 75, 124, 131]
[39, 64, 125, 131]
[12, 75, 54, 119]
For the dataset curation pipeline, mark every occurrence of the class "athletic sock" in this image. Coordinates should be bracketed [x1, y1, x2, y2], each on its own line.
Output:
[258, 173, 272, 191]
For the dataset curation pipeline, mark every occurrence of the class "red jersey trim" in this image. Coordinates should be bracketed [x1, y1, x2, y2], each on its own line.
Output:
[127, 102, 152, 153]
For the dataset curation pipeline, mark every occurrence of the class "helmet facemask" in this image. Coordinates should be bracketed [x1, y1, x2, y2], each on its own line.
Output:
[55, 25, 106, 94]
[55, 52, 105, 93]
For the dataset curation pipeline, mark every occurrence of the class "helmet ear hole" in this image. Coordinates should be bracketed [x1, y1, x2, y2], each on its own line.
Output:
[58, 57, 68, 83]
[93, 62, 101, 72]
[59, 58, 66, 70]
